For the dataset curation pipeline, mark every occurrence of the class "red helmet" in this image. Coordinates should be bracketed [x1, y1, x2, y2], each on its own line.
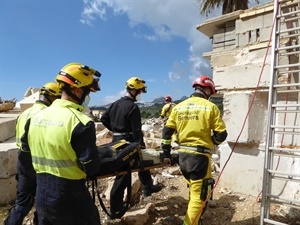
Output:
[192, 75, 216, 94]
[165, 95, 172, 102]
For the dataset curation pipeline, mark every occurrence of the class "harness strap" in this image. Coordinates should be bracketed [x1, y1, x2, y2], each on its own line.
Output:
[90, 168, 133, 218]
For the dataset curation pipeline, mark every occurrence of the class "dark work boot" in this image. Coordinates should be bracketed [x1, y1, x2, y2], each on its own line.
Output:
[143, 184, 162, 197]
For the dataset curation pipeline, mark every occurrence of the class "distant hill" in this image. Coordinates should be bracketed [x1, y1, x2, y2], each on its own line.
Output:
[152, 96, 165, 103]
[91, 96, 223, 118]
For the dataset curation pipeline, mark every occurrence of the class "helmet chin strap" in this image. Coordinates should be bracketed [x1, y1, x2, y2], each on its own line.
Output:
[40, 94, 52, 106]
[65, 88, 88, 105]
[128, 89, 139, 102]
[195, 87, 210, 99]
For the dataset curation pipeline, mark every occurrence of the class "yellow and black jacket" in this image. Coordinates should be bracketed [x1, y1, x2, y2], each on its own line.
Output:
[162, 92, 227, 149]
[19, 99, 101, 180]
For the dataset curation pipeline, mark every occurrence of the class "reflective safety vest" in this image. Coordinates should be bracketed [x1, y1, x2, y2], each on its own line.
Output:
[28, 99, 90, 180]
[161, 102, 176, 118]
[165, 96, 226, 150]
[16, 102, 47, 148]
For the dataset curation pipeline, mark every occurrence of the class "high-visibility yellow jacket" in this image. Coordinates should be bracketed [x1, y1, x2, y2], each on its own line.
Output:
[162, 93, 227, 150]
[160, 102, 176, 118]
[16, 101, 48, 148]
[21, 99, 101, 180]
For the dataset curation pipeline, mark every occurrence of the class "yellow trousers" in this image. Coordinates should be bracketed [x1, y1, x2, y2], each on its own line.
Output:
[182, 154, 212, 225]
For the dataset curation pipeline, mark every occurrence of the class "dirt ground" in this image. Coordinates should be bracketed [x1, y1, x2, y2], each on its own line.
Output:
[1, 167, 296, 225]
[0, 137, 298, 225]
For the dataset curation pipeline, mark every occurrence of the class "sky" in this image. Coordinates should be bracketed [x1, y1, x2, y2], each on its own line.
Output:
[0, 0, 268, 106]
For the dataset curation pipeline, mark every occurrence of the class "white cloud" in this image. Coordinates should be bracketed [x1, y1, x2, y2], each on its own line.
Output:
[102, 89, 126, 104]
[80, 0, 266, 87]
[80, 0, 211, 81]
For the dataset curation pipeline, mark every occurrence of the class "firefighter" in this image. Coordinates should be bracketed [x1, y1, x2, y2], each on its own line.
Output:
[160, 95, 176, 123]
[19, 62, 102, 225]
[161, 75, 227, 225]
[100, 77, 162, 219]
[4, 82, 62, 225]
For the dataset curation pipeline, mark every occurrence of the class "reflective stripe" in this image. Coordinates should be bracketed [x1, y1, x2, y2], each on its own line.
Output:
[162, 139, 171, 145]
[179, 145, 211, 154]
[113, 132, 133, 136]
[32, 156, 77, 168]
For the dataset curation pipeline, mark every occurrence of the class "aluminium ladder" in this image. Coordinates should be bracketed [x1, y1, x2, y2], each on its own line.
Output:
[260, 0, 300, 224]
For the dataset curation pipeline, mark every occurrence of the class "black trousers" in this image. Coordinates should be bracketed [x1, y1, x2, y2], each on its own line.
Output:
[110, 135, 153, 214]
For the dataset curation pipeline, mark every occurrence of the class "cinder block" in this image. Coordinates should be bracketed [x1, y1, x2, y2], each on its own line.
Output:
[225, 31, 236, 41]
[0, 175, 17, 204]
[222, 91, 268, 143]
[224, 40, 236, 50]
[0, 138, 18, 178]
[0, 117, 17, 142]
[219, 143, 264, 196]
[213, 33, 225, 44]
[213, 42, 224, 51]
[259, 26, 272, 42]
[213, 28, 225, 43]
[262, 12, 274, 27]
[236, 16, 263, 34]
[237, 32, 250, 47]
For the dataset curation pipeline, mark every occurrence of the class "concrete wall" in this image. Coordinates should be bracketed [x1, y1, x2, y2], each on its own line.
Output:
[0, 115, 19, 204]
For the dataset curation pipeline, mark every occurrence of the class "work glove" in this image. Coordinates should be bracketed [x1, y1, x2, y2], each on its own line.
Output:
[162, 144, 176, 165]
[161, 144, 171, 158]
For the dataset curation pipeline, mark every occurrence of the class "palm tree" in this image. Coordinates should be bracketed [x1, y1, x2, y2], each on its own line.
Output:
[199, 0, 260, 16]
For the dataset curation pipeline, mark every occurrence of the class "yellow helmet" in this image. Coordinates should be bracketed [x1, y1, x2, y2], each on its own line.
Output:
[40, 82, 62, 97]
[55, 62, 101, 91]
[126, 77, 147, 93]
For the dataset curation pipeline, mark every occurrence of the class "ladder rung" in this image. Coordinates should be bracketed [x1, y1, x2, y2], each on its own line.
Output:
[270, 146, 300, 154]
[276, 44, 300, 52]
[271, 125, 300, 129]
[271, 175, 300, 183]
[276, 110, 300, 113]
[268, 169, 300, 179]
[267, 194, 300, 206]
[277, 68, 300, 74]
[272, 131, 300, 135]
[275, 63, 300, 69]
[274, 83, 300, 88]
[278, 8, 300, 18]
[279, 32, 300, 39]
[270, 152, 300, 158]
[276, 89, 300, 93]
[276, 26, 300, 35]
[284, 15, 300, 23]
[272, 103, 300, 107]
[279, 50, 300, 57]
[263, 218, 289, 225]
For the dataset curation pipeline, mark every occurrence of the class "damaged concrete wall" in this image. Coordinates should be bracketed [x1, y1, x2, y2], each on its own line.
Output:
[197, 0, 300, 198]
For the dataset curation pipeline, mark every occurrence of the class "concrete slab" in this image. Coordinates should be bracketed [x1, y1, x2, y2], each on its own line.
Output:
[0, 117, 17, 142]
[0, 175, 17, 204]
[0, 137, 18, 178]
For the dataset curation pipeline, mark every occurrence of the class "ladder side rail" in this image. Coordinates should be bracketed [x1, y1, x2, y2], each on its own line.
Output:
[260, 1, 281, 223]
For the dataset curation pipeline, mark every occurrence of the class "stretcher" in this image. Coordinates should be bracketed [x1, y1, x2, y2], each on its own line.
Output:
[96, 160, 171, 179]
[90, 141, 177, 218]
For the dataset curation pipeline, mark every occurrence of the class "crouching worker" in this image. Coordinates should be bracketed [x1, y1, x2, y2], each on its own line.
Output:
[19, 62, 103, 225]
